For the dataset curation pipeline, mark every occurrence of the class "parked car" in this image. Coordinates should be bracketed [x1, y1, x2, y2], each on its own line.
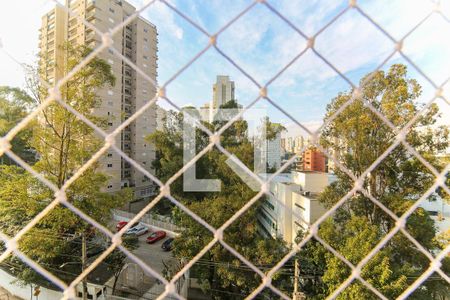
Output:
[161, 238, 174, 251]
[146, 231, 166, 244]
[116, 221, 138, 232]
[116, 221, 128, 231]
[124, 223, 148, 236]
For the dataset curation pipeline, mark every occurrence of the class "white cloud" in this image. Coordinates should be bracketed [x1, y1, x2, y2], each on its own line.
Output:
[145, 1, 184, 40]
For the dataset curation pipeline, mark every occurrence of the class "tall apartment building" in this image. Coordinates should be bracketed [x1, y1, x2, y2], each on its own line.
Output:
[200, 75, 240, 123]
[212, 75, 235, 108]
[39, 0, 158, 198]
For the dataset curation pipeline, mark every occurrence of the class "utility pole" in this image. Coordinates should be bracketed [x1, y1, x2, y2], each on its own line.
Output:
[293, 259, 305, 300]
[82, 233, 88, 300]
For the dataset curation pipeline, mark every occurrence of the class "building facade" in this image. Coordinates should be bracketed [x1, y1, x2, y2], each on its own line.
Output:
[200, 75, 238, 123]
[212, 75, 235, 108]
[258, 171, 334, 244]
[266, 131, 282, 170]
[302, 149, 326, 172]
[39, 0, 158, 198]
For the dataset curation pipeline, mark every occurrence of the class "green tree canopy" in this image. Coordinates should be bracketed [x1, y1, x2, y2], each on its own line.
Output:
[0, 45, 131, 286]
[147, 100, 289, 299]
[305, 64, 450, 299]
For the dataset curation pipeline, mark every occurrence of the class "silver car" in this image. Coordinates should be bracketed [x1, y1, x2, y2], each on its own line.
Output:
[124, 222, 148, 236]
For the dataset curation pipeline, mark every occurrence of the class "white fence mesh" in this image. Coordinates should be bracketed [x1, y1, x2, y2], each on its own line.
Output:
[0, 0, 449, 299]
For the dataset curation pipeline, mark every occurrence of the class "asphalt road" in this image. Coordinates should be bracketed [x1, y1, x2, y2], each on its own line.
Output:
[131, 233, 177, 275]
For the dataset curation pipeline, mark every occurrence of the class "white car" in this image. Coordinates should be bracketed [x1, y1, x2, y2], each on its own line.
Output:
[124, 223, 148, 236]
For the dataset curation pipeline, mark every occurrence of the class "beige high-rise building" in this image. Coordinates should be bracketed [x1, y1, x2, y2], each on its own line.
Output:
[212, 75, 235, 108]
[39, 0, 158, 199]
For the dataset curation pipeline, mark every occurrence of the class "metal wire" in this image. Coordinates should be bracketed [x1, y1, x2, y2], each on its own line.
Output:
[0, 0, 448, 299]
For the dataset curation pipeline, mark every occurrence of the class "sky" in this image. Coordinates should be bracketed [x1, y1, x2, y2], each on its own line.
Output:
[0, 0, 449, 138]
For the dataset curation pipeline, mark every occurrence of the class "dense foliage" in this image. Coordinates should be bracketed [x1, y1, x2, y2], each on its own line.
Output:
[0, 45, 131, 286]
[301, 64, 450, 299]
[148, 100, 289, 299]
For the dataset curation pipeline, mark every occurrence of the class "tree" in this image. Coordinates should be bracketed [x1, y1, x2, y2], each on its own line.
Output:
[0, 86, 36, 164]
[301, 64, 450, 299]
[0, 44, 132, 286]
[148, 101, 289, 299]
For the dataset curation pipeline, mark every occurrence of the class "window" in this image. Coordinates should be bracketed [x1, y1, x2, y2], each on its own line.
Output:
[109, 8, 115, 13]
[68, 28, 77, 37]
[144, 38, 148, 42]
[263, 199, 275, 210]
[107, 185, 113, 189]
[142, 162, 146, 165]
[294, 221, 306, 230]
[47, 23, 55, 30]
[295, 203, 306, 211]
[107, 112, 111, 116]
[144, 28, 148, 33]
[108, 90, 114, 95]
[107, 153, 113, 157]
[107, 164, 113, 168]
[143, 55, 148, 60]
[108, 48, 114, 54]
[108, 122, 113, 126]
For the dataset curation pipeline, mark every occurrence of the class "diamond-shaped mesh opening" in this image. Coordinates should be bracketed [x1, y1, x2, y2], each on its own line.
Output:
[184, 242, 265, 298]
[137, 0, 211, 82]
[358, 0, 434, 41]
[265, 0, 349, 37]
[160, 47, 260, 110]
[402, 186, 449, 257]
[222, 193, 290, 270]
[265, 49, 353, 131]
[316, 209, 391, 267]
[318, 94, 397, 176]
[0, 163, 54, 237]
[314, 8, 394, 84]
[401, 13, 450, 86]
[360, 231, 432, 299]
[407, 271, 450, 300]
[217, 3, 307, 84]
[354, 143, 438, 217]
[270, 237, 331, 299]
[306, 237, 354, 299]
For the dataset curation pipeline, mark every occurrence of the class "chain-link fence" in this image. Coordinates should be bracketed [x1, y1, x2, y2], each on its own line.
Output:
[0, 0, 449, 299]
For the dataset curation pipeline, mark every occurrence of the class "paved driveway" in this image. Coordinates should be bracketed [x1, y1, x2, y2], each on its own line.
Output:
[131, 234, 177, 275]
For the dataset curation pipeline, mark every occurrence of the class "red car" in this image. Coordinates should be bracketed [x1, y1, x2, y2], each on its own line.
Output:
[146, 231, 166, 244]
[116, 221, 128, 231]
[116, 221, 137, 231]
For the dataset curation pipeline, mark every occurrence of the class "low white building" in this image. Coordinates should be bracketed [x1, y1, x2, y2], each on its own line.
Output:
[257, 171, 335, 244]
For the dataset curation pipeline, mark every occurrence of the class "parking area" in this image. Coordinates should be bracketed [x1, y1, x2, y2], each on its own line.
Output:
[131, 233, 177, 274]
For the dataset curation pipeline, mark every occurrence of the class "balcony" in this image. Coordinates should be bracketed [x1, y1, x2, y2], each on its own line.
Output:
[85, 32, 99, 43]
[86, 0, 95, 10]
[85, 10, 96, 21]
